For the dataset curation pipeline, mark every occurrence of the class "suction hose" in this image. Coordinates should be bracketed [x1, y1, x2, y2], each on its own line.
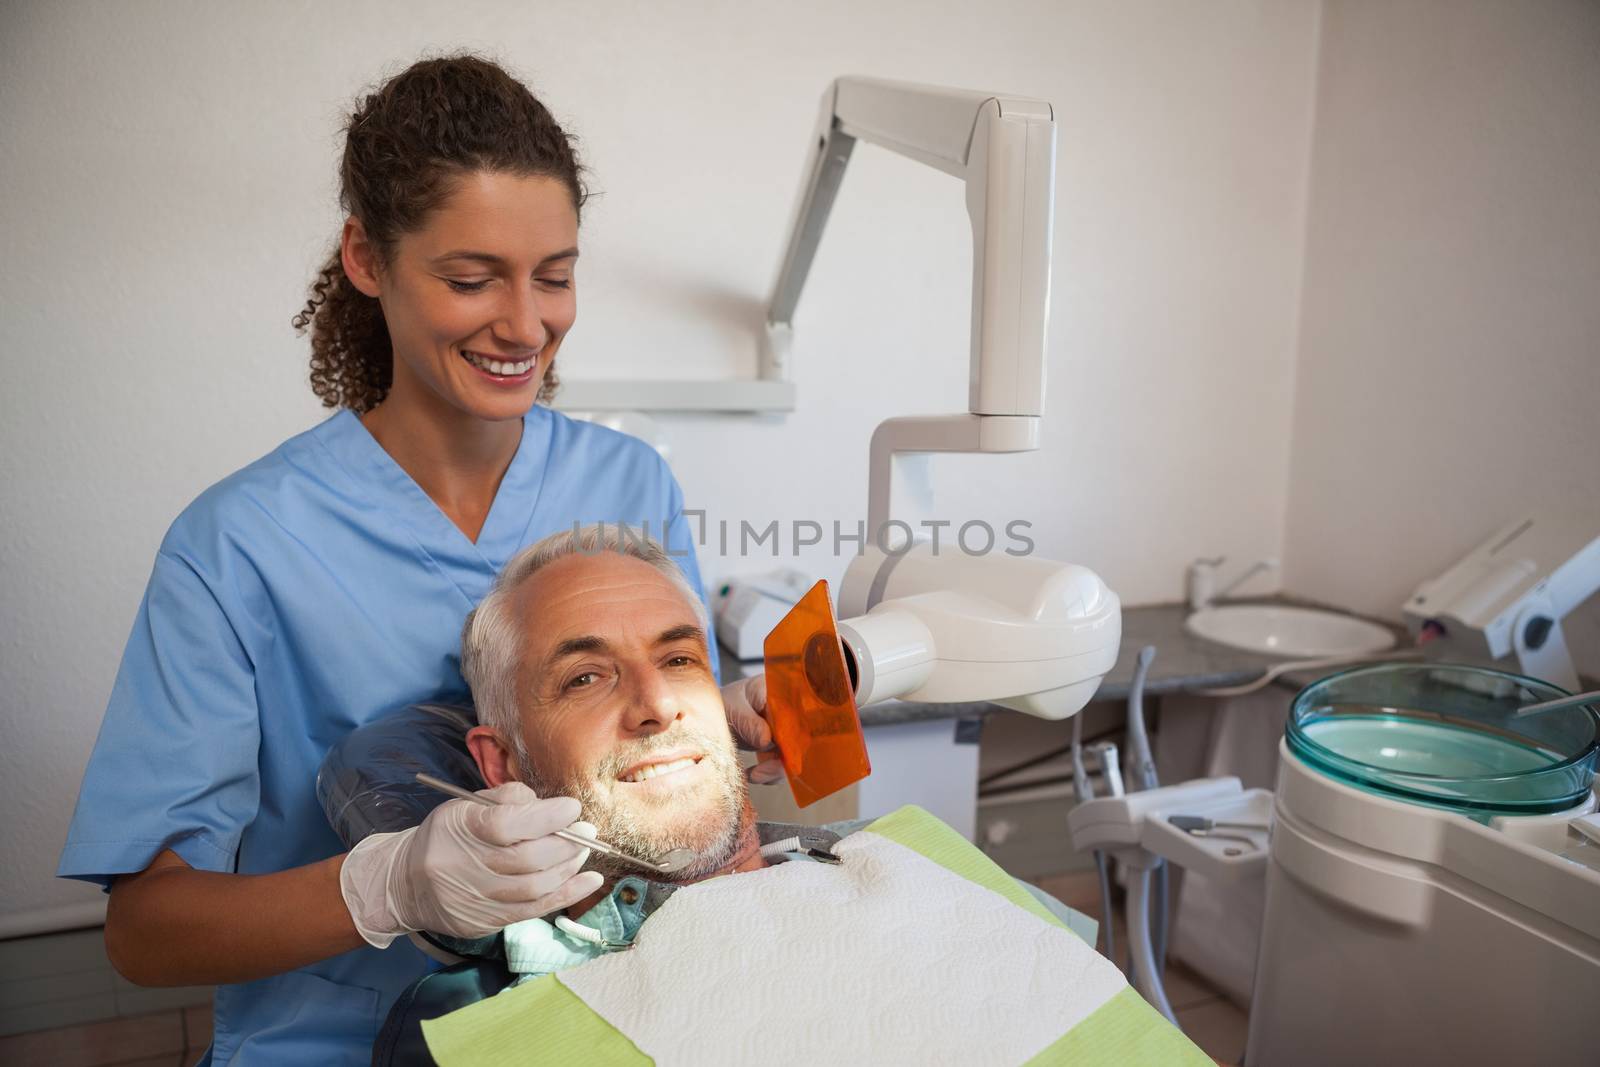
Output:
[1123, 646, 1169, 971]
[1070, 712, 1115, 963]
[1123, 645, 1178, 1017]
[1129, 867, 1178, 1024]
[1124, 646, 1159, 791]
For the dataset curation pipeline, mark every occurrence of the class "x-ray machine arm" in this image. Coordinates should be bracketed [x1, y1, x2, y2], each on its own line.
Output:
[766, 76, 1057, 533]
[767, 78, 1119, 722]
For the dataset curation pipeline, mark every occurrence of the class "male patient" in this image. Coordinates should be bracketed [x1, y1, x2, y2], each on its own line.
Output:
[461, 525, 766, 905]
[385, 525, 1207, 1067]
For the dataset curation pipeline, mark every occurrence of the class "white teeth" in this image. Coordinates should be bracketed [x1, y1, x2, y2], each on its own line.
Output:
[622, 757, 697, 784]
[463, 352, 535, 376]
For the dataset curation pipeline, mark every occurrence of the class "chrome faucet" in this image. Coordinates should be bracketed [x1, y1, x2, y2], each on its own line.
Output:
[1186, 556, 1279, 612]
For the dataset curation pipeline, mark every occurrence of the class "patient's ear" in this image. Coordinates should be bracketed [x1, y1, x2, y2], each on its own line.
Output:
[466, 725, 518, 788]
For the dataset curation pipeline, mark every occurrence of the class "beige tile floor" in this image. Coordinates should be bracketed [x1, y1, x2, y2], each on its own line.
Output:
[1029, 869, 1249, 1066]
[5, 876, 1241, 1067]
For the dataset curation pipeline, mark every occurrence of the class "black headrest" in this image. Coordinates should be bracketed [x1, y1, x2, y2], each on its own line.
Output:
[316, 703, 485, 849]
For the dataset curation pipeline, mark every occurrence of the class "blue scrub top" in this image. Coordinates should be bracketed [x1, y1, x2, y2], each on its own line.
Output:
[58, 406, 710, 1066]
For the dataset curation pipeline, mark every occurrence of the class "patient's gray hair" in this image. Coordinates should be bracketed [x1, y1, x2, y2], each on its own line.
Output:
[462, 523, 709, 749]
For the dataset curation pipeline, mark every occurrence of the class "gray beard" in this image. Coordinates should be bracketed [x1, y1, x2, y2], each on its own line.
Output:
[516, 726, 749, 882]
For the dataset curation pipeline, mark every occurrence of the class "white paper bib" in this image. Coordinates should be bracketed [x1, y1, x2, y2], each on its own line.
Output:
[555, 828, 1126, 1066]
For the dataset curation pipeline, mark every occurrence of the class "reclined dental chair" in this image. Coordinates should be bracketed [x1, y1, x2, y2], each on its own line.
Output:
[320, 697, 1212, 1067]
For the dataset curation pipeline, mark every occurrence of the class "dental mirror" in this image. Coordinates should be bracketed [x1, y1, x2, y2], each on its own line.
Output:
[415, 773, 696, 875]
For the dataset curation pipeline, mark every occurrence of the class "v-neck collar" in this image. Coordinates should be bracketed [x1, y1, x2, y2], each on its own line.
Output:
[316, 407, 554, 576]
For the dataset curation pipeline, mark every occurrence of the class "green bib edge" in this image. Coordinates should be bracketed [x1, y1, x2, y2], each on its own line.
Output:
[421, 965, 648, 1067]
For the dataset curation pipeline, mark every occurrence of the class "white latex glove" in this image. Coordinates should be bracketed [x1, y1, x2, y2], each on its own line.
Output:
[340, 782, 604, 948]
[722, 673, 785, 785]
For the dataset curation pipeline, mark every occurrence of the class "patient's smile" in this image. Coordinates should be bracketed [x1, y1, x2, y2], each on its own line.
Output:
[618, 754, 702, 784]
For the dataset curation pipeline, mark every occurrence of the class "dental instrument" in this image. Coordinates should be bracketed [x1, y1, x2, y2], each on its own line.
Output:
[1070, 712, 1117, 961]
[1403, 510, 1600, 692]
[1069, 781, 1269, 1027]
[756, 836, 843, 863]
[1120, 647, 1169, 973]
[1167, 814, 1268, 833]
[1089, 742, 1125, 799]
[1510, 686, 1600, 720]
[413, 773, 696, 876]
[1067, 645, 1187, 1021]
[1112, 650, 1176, 1017]
[1122, 648, 1160, 794]
[1068, 710, 1120, 966]
[1177, 828, 1260, 849]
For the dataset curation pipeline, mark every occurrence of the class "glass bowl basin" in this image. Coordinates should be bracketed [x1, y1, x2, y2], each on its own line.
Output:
[1287, 663, 1599, 816]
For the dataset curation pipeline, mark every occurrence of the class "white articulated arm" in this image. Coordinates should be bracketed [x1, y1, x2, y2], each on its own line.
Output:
[767, 76, 1058, 528]
[768, 78, 1119, 723]
[770, 77, 1056, 414]
[866, 414, 1039, 536]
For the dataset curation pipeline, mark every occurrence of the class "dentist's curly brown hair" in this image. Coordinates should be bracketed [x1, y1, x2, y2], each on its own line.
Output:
[292, 53, 586, 412]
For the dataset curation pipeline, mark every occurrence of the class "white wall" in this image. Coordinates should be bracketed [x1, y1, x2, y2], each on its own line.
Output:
[1283, 0, 1600, 668]
[0, 0, 1321, 932]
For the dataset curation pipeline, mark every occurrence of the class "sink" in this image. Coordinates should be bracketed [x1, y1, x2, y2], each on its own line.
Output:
[1185, 604, 1396, 658]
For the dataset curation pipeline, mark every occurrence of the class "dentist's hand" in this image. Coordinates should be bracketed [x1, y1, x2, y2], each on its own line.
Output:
[723, 673, 785, 785]
[339, 783, 603, 948]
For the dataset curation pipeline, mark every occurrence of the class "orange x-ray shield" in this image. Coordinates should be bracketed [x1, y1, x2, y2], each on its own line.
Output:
[762, 579, 870, 808]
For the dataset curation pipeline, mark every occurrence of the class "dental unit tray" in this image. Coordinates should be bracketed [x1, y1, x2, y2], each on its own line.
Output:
[1067, 777, 1273, 883]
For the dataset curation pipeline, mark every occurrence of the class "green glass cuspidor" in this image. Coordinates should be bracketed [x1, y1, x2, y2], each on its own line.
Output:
[1287, 663, 1599, 817]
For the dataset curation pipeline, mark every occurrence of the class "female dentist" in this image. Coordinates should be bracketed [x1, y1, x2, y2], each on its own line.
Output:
[58, 54, 777, 1065]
